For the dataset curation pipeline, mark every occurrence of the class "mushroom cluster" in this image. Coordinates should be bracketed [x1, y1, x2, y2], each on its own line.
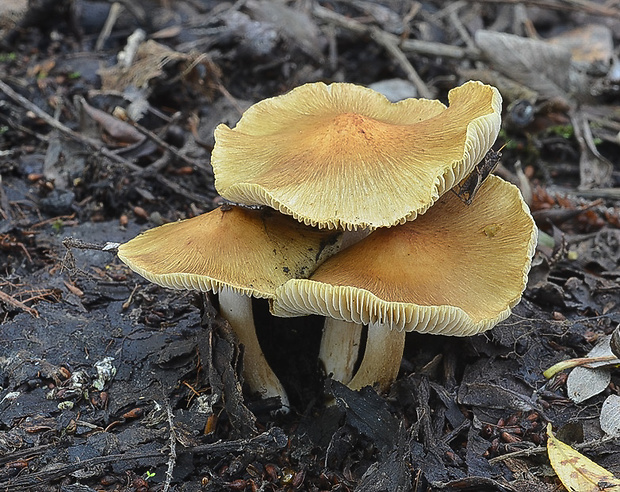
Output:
[117, 81, 537, 410]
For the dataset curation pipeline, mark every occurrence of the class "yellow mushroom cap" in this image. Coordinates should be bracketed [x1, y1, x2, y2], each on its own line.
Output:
[212, 80, 502, 230]
[117, 206, 342, 298]
[271, 175, 537, 335]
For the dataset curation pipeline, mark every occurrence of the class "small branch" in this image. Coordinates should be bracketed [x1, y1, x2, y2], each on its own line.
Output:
[163, 399, 177, 492]
[0, 428, 288, 489]
[128, 118, 213, 174]
[0, 79, 142, 172]
[95, 2, 123, 51]
[62, 237, 120, 253]
[369, 26, 433, 99]
[61, 237, 119, 276]
[152, 173, 213, 204]
[447, 3, 477, 51]
[0, 289, 39, 317]
[462, 0, 620, 19]
[313, 5, 480, 60]
[488, 433, 620, 464]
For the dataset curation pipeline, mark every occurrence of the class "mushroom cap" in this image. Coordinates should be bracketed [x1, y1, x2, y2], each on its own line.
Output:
[212, 80, 502, 230]
[271, 175, 537, 335]
[117, 206, 342, 298]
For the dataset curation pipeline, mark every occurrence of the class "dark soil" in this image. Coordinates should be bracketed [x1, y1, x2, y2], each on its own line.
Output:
[1, 1, 620, 491]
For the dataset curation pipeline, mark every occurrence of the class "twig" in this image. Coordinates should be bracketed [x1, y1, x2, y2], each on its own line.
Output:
[152, 173, 213, 203]
[0, 176, 12, 222]
[487, 444, 544, 464]
[95, 2, 123, 51]
[488, 433, 620, 464]
[570, 109, 613, 189]
[313, 4, 480, 60]
[0, 428, 287, 489]
[62, 237, 120, 253]
[122, 284, 139, 310]
[400, 37, 480, 59]
[569, 188, 620, 200]
[0, 451, 164, 489]
[0, 289, 39, 317]
[462, 0, 620, 19]
[61, 237, 120, 277]
[163, 399, 177, 492]
[187, 426, 288, 455]
[0, 109, 50, 142]
[5, 89, 204, 206]
[29, 214, 76, 229]
[217, 83, 246, 117]
[369, 27, 433, 99]
[0, 79, 142, 172]
[128, 118, 212, 173]
[313, 5, 434, 97]
[447, 3, 477, 51]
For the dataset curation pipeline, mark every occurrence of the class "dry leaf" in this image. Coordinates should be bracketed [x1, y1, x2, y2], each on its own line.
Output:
[246, 0, 324, 61]
[475, 30, 573, 102]
[546, 335, 620, 403]
[600, 395, 620, 437]
[549, 25, 613, 66]
[63, 280, 84, 297]
[571, 110, 614, 189]
[98, 40, 220, 94]
[566, 366, 610, 403]
[80, 98, 144, 144]
[547, 423, 620, 492]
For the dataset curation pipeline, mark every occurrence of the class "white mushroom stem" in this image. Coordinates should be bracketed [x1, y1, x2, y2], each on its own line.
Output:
[347, 321, 406, 392]
[218, 288, 290, 411]
[319, 318, 363, 384]
[317, 227, 371, 385]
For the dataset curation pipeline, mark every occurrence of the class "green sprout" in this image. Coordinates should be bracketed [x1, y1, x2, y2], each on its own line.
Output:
[144, 470, 156, 480]
[52, 219, 64, 233]
[0, 52, 17, 62]
[546, 124, 574, 140]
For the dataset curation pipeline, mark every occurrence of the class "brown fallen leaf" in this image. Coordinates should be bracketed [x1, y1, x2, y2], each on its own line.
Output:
[80, 98, 144, 145]
[547, 423, 620, 492]
[63, 280, 84, 297]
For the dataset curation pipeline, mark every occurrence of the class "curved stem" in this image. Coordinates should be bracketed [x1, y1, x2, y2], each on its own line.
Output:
[347, 322, 406, 392]
[218, 288, 290, 412]
[319, 318, 363, 384]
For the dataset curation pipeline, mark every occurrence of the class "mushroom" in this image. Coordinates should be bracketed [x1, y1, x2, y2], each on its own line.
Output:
[211, 79, 502, 386]
[271, 175, 537, 391]
[117, 206, 342, 410]
[212, 80, 502, 231]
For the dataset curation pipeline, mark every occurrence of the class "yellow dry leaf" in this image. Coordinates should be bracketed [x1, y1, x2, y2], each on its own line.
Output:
[547, 423, 620, 492]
